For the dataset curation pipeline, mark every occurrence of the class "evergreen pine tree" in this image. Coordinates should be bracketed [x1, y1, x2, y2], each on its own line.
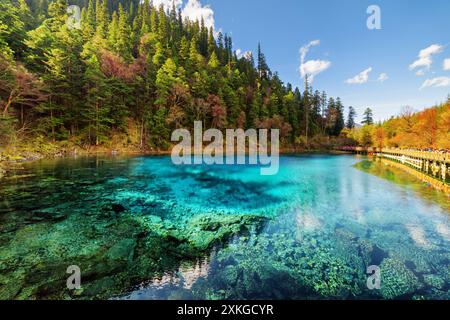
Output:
[362, 107, 374, 125]
[96, 0, 109, 38]
[333, 98, 345, 136]
[346, 106, 356, 129]
[116, 3, 132, 61]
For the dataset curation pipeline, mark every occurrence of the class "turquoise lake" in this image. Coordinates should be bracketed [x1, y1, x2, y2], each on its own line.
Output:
[0, 154, 449, 300]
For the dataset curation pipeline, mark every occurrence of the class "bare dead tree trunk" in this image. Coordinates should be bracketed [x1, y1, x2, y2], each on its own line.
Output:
[50, 109, 55, 142]
[3, 91, 14, 117]
[140, 117, 144, 149]
[88, 121, 91, 145]
[96, 101, 99, 146]
[305, 105, 309, 145]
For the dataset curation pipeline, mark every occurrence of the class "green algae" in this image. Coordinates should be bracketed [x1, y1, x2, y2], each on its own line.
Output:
[0, 155, 449, 300]
[379, 258, 422, 299]
[187, 222, 370, 300]
[0, 206, 267, 299]
[423, 274, 446, 290]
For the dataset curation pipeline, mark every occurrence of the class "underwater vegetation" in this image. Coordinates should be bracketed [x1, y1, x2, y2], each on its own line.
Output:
[0, 204, 267, 299]
[0, 155, 449, 300]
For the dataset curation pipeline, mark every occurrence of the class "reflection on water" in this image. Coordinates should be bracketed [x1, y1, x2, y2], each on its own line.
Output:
[0, 155, 449, 300]
[354, 159, 450, 212]
[123, 258, 211, 300]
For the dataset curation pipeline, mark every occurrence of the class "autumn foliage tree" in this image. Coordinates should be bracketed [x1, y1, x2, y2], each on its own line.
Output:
[0, 58, 46, 123]
[348, 100, 450, 150]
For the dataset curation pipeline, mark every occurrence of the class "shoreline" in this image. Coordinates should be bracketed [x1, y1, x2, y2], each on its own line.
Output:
[0, 147, 348, 178]
[0, 147, 346, 163]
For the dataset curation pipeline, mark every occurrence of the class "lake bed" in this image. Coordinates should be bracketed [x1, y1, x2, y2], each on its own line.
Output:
[0, 154, 449, 300]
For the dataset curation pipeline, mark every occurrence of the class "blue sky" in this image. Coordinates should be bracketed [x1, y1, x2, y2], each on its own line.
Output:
[172, 0, 450, 122]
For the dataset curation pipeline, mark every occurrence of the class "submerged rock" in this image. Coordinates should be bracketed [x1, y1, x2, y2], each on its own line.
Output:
[379, 258, 422, 299]
[106, 239, 136, 264]
[28, 210, 68, 223]
[423, 274, 445, 290]
[177, 214, 268, 251]
[0, 209, 269, 300]
[222, 265, 239, 285]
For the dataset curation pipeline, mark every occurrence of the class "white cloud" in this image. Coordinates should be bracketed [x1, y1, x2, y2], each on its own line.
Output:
[300, 60, 331, 81]
[378, 73, 388, 83]
[144, 1, 215, 30]
[409, 44, 443, 74]
[243, 51, 253, 61]
[236, 49, 252, 60]
[300, 40, 320, 62]
[151, 0, 183, 11]
[444, 58, 450, 71]
[420, 76, 450, 89]
[181, 0, 215, 31]
[299, 40, 331, 82]
[415, 70, 426, 76]
[346, 67, 372, 84]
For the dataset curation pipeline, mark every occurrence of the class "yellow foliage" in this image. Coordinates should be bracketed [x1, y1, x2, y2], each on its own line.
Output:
[351, 102, 450, 149]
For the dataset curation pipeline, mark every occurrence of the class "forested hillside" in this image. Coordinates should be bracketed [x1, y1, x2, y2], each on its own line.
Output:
[1, 0, 348, 153]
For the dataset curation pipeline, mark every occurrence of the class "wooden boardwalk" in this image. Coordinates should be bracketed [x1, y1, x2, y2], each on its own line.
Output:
[380, 148, 449, 164]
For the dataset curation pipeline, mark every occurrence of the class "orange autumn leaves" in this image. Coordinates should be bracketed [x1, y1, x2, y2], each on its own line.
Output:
[348, 101, 450, 149]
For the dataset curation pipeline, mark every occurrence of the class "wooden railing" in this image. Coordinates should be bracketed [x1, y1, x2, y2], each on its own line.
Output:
[380, 148, 449, 163]
[338, 147, 449, 163]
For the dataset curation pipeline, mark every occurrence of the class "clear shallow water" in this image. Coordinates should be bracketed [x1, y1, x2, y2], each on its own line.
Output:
[0, 155, 449, 300]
